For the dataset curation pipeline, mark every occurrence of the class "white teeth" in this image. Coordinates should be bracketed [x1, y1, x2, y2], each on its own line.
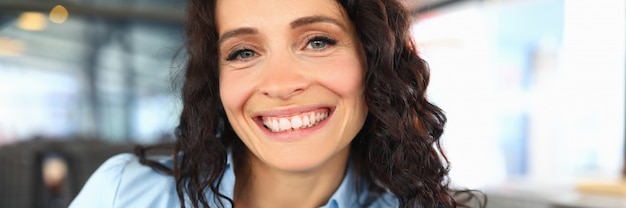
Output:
[279, 118, 290, 131]
[262, 111, 329, 132]
[309, 114, 315, 126]
[302, 115, 310, 127]
[272, 119, 279, 132]
[291, 116, 302, 129]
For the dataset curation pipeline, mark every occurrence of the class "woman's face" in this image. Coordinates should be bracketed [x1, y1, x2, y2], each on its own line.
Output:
[217, 0, 367, 172]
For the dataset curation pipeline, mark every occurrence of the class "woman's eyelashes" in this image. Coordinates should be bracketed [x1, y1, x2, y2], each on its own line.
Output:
[226, 48, 257, 61]
[304, 36, 337, 51]
[223, 35, 338, 62]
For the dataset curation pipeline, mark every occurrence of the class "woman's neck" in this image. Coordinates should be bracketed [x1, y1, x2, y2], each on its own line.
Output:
[233, 148, 350, 208]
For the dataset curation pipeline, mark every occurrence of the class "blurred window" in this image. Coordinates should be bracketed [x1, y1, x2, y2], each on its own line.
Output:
[412, 0, 625, 187]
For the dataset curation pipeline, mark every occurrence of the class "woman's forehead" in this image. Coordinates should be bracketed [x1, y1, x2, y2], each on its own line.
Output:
[214, 0, 348, 35]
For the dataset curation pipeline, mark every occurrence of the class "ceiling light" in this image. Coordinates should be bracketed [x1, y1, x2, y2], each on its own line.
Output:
[0, 37, 25, 56]
[49, 5, 69, 24]
[17, 12, 47, 31]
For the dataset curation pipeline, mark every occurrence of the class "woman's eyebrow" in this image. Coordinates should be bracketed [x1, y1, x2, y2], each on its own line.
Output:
[290, 15, 347, 31]
[218, 16, 344, 46]
[218, 27, 258, 46]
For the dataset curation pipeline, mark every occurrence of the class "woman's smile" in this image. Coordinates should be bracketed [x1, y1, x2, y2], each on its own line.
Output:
[258, 107, 332, 133]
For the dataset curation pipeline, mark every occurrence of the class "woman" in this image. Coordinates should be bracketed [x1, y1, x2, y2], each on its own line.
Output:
[71, 0, 484, 207]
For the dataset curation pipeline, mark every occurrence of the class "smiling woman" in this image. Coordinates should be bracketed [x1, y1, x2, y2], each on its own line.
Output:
[217, 1, 368, 206]
[69, 0, 485, 207]
[218, 0, 367, 179]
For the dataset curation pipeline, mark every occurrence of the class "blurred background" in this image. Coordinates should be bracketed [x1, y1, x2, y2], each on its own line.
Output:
[0, 0, 624, 207]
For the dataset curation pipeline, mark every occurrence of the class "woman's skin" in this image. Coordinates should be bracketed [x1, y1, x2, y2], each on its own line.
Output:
[216, 0, 368, 207]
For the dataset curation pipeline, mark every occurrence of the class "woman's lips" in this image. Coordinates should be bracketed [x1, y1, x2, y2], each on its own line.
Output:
[261, 109, 330, 132]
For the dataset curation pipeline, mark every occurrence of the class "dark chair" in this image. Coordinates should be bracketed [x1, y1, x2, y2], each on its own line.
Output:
[0, 138, 134, 208]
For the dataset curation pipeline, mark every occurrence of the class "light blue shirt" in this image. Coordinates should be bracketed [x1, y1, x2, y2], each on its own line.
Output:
[70, 152, 398, 208]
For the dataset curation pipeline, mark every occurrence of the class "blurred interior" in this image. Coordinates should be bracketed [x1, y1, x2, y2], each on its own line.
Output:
[0, 0, 624, 207]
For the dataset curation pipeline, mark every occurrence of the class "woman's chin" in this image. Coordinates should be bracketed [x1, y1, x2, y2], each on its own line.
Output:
[265, 156, 328, 173]
[252, 146, 350, 174]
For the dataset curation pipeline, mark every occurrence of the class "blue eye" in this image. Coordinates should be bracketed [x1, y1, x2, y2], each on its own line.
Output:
[226, 49, 256, 61]
[306, 36, 337, 50]
[309, 40, 327, 49]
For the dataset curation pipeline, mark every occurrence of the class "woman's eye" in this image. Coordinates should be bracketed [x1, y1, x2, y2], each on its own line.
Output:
[226, 49, 256, 61]
[305, 36, 337, 50]
[308, 40, 327, 49]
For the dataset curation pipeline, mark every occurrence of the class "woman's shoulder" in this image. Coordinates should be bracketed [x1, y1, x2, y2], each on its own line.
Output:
[70, 153, 180, 208]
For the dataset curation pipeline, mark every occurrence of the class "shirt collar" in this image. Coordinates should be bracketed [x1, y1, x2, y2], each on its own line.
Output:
[320, 161, 359, 208]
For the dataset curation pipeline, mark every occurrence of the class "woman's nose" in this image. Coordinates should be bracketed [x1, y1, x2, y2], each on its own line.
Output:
[257, 55, 310, 100]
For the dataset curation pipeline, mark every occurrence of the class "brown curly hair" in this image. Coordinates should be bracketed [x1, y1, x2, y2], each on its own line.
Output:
[137, 0, 487, 207]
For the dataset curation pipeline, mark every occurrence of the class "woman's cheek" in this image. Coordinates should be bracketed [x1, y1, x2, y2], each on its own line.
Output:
[220, 72, 251, 111]
[317, 55, 364, 96]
